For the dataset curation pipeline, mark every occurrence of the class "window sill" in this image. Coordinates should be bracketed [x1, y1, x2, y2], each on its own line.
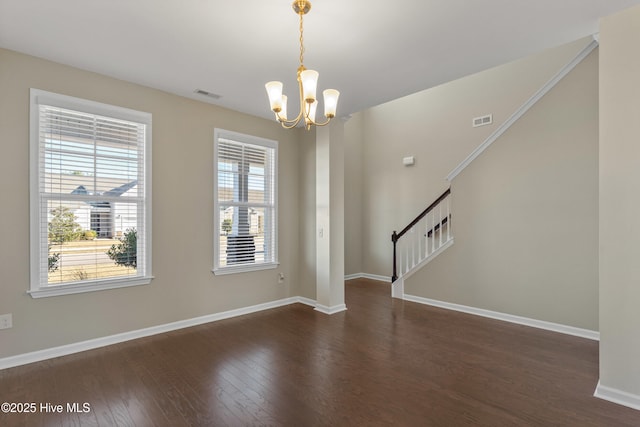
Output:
[28, 276, 154, 298]
[212, 262, 279, 276]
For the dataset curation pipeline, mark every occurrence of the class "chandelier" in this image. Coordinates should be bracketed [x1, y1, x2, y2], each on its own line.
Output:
[265, 0, 340, 130]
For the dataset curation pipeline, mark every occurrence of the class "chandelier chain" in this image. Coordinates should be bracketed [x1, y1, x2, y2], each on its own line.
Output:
[299, 11, 305, 67]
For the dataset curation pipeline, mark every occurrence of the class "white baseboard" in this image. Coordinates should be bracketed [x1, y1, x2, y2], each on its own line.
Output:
[345, 272, 390, 282]
[594, 381, 640, 411]
[0, 296, 315, 371]
[403, 294, 599, 341]
[296, 296, 317, 308]
[314, 303, 348, 315]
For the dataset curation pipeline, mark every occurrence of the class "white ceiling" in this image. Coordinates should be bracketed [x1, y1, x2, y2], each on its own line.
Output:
[1, 0, 639, 121]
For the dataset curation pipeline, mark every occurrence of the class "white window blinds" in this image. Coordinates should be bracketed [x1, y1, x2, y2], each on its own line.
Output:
[214, 130, 277, 273]
[30, 89, 152, 297]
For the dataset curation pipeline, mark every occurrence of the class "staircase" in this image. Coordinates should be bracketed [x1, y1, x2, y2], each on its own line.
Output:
[388, 38, 599, 300]
[391, 188, 453, 298]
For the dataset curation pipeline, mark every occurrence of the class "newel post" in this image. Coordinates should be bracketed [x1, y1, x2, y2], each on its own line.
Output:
[391, 230, 398, 282]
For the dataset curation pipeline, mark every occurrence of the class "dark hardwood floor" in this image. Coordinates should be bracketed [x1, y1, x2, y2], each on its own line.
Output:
[2, 278, 640, 426]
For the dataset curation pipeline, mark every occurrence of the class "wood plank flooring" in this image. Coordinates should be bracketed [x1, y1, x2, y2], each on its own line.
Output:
[2, 278, 640, 426]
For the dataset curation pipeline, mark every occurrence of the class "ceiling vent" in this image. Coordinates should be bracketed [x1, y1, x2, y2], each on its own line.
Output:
[472, 114, 493, 127]
[194, 89, 222, 100]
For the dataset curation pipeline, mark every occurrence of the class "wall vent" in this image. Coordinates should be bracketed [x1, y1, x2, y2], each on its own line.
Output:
[472, 114, 493, 127]
[194, 89, 222, 100]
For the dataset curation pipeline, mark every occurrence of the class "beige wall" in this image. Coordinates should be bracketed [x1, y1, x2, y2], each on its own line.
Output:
[0, 48, 305, 358]
[405, 50, 599, 330]
[344, 113, 364, 275]
[297, 129, 317, 300]
[349, 37, 594, 278]
[599, 4, 640, 396]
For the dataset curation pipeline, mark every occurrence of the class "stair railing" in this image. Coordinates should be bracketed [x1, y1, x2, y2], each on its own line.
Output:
[391, 188, 452, 282]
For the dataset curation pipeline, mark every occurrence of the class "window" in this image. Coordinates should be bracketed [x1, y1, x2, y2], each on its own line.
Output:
[213, 129, 277, 274]
[29, 89, 152, 298]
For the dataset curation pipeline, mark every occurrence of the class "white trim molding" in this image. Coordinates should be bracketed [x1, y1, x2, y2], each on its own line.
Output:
[0, 296, 315, 371]
[447, 37, 599, 182]
[403, 294, 599, 341]
[314, 304, 348, 315]
[391, 277, 404, 299]
[344, 273, 390, 282]
[594, 381, 640, 411]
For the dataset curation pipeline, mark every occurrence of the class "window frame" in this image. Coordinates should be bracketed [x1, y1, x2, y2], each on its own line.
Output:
[29, 89, 153, 298]
[213, 129, 278, 275]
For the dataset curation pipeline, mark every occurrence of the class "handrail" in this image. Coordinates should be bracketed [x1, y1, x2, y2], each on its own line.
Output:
[394, 188, 450, 240]
[391, 187, 451, 282]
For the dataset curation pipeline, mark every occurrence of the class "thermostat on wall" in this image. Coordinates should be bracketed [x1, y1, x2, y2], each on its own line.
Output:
[403, 156, 415, 166]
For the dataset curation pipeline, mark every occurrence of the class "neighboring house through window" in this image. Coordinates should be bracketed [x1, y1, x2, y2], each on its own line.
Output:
[29, 89, 152, 298]
[213, 129, 277, 274]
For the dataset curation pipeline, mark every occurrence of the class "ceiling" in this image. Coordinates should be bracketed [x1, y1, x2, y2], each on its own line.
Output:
[1, 0, 639, 121]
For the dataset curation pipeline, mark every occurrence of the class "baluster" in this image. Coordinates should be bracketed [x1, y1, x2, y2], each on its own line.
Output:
[424, 218, 429, 260]
[425, 214, 429, 256]
[407, 230, 413, 271]
[417, 225, 421, 264]
[431, 210, 436, 254]
[416, 228, 420, 267]
[418, 218, 423, 262]
[404, 238, 409, 274]
[423, 217, 428, 260]
[420, 218, 428, 261]
[411, 227, 416, 268]
[408, 227, 411, 267]
[447, 195, 451, 240]
[397, 242, 402, 278]
[439, 203, 443, 247]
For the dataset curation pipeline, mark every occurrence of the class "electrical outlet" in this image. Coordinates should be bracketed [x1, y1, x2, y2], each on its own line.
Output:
[0, 313, 12, 330]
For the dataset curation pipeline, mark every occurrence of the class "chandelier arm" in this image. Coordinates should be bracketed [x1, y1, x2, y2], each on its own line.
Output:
[277, 100, 304, 125]
[308, 117, 333, 127]
[279, 120, 302, 129]
[297, 73, 308, 123]
[278, 115, 303, 128]
[275, 74, 306, 128]
[302, 78, 311, 124]
[276, 110, 303, 127]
